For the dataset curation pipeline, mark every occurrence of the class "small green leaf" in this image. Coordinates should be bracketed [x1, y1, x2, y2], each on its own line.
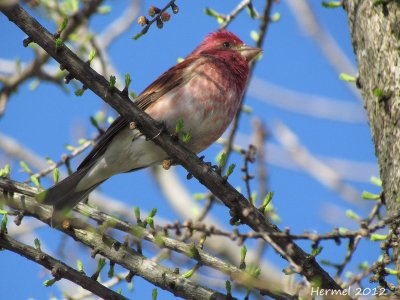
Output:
[125, 73, 132, 89]
[250, 30, 259, 42]
[182, 265, 199, 279]
[246, 264, 261, 278]
[182, 132, 191, 143]
[55, 38, 63, 48]
[152, 288, 158, 300]
[29, 79, 40, 91]
[149, 208, 157, 218]
[96, 257, 106, 273]
[339, 73, 356, 82]
[108, 262, 115, 278]
[175, 119, 184, 134]
[359, 261, 369, 271]
[43, 278, 57, 287]
[134, 206, 141, 221]
[373, 88, 383, 97]
[109, 75, 116, 88]
[322, 1, 343, 8]
[362, 191, 380, 200]
[262, 192, 274, 212]
[78, 138, 87, 145]
[242, 105, 253, 114]
[345, 209, 361, 221]
[385, 268, 398, 275]
[34, 238, 41, 251]
[320, 260, 337, 267]
[225, 164, 236, 177]
[240, 245, 247, 265]
[370, 176, 382, 187]
[370, 233, 387, 241]
[53, 168, 60, 184]
[193, 193, 205, 200]
[58, 18, 69, 33]
[270, 12, 281, 22]
[133, 32, 143, 40]
[77, 259, 84, 272]
[97, 5, 111, 14]
[187, 243, 200, 258]
[20, 161, 32, 174]
[30, 175, 40, 188]
[312, 246, 323, 257]
[0, 164, 10, 177]
[1, 213, 8, 234]
[204, 8, 224, 24]
[88, 50, 96, 62]
[147, 217, 154, 229]
[218, 152, 227, 169]
[65, 144, 75, 151]
[225, 280, 232, 295]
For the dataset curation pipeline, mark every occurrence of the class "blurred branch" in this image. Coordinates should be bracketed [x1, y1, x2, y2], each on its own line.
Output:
[98, 0, 140, 49]
[286, 0, 361, 101]
[0, 4, 341, 289]
[0, 0, 104, 117]
[0, 132, 164, 222]
[0, 234, 127, 300]
[273, 121, 361, 204]
[223, 0, 273, 163]
[248, 77, 366, 123]
[219, 0, 255, 29]
[151, 166, 284, 287]
[230, 134, 377, 183]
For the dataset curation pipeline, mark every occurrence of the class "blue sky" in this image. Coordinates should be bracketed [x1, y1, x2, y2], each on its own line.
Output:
[0, 1, 381, 299]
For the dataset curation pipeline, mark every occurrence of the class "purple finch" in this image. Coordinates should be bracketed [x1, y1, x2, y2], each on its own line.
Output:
[38, 30, 261, 211]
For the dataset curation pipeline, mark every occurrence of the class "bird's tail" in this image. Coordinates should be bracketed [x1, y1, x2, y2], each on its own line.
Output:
[36, 164, 98, 212]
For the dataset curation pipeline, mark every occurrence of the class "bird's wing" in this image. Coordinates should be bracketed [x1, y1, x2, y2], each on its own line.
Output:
[77, 56, 202, 170]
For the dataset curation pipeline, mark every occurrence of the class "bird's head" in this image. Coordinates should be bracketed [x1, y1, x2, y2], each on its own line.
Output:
[192, 30, 262, 63]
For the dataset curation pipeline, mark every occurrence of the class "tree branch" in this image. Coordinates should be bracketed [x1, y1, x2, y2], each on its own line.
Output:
[0, 3, 341, 290]
[0, 177, 230, 300]
[0, 233, 127, 300]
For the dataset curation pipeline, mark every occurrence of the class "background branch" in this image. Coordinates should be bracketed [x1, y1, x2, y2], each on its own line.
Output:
[0, 3, 341, 290]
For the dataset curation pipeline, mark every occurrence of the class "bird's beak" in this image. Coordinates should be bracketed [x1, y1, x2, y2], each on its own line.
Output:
[239, 45, 262, 62]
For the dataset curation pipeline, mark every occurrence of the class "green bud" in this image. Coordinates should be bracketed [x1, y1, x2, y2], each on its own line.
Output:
[339, 73, 356, 82]
[225, 164, 235, 177]
[76, 259, 84, 272]
[361, 191, 380, 200]
[34, 238, 41, 251]
[0, 164, 10, 177]
[322, 1, 343, 8]
[88, 50, 96, 62]
[152, 288, 158, 300]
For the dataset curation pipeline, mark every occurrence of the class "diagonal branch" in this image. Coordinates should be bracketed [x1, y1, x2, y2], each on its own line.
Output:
[0, 177, 230, 300]
[0, 233, 127, 300]
[0, 3, 341, 290]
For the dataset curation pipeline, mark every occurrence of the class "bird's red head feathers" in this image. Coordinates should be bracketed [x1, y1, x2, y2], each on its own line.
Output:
[191, 30, 246, 55]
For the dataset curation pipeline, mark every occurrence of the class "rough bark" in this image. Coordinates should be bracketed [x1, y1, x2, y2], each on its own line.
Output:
[345, 0, 400, 215]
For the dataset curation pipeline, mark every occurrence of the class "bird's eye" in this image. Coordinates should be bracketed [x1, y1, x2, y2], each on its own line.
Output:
[222, 41, 231, 48]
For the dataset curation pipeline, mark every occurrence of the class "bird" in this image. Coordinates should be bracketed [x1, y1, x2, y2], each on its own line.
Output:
[37, 30, 262, 214]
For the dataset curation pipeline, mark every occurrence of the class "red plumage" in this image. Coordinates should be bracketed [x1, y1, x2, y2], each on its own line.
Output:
[38, 30, 262, 213]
